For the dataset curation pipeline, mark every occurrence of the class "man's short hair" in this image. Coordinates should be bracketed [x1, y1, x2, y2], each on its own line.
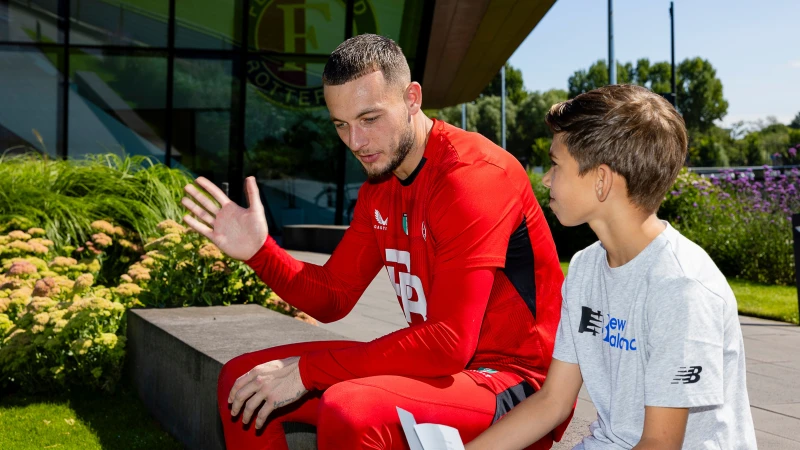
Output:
[322, 34, 411, 88]
[546, 85, 688, 213]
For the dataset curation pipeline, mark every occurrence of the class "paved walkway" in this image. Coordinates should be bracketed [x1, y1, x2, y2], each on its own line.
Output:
[289, 250, 800, 449]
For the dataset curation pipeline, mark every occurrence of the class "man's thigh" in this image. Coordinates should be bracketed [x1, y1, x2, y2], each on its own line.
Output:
[316, 371, 521, 448]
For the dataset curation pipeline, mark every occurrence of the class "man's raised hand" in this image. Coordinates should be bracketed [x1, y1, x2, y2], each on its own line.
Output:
[181, 176, 268, 261]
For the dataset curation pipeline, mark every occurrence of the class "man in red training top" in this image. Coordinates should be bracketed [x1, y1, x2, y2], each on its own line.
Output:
[181, 34, 568, 449]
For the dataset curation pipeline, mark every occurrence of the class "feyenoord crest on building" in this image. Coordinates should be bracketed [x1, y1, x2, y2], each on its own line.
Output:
[247, 0, 379, 110]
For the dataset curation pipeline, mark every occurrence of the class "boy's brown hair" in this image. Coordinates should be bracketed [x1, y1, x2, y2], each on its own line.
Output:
[545, 84, 688, 213]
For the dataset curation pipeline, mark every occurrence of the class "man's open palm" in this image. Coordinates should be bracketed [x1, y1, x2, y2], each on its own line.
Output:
[181, 176, 268, 261]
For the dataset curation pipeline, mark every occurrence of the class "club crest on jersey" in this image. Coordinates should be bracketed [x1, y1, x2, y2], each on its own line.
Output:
[402, 213, 408, 235]
[374, 210, 388, 231]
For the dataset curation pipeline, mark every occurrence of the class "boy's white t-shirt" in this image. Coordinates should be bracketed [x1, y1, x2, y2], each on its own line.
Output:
[553, 222, 757, 449]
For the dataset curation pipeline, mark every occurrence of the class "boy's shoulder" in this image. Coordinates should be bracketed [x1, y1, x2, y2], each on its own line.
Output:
[647, 224, 735, 312]
[567, 240, 604, 270]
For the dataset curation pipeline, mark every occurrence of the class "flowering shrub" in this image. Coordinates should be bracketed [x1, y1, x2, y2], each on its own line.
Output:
[0, 228, 127, 393]
[0, 218, 313, 393]
[659, 169, 796, 285]
[129, 220, 315, 324]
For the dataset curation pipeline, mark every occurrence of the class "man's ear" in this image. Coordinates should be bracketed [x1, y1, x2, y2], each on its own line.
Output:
[595, 164, 614, 202]
[404, 81, 423, 116]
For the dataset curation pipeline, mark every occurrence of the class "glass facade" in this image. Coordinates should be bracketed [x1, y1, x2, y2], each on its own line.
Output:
[0, 0, 431, 233]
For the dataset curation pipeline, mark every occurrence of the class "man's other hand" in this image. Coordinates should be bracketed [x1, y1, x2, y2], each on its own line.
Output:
[228, 356, 307, 429]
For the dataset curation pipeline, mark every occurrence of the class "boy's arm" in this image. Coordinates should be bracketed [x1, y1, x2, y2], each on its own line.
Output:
[465, 359, 582, 450]
[633, 406, 689, 449]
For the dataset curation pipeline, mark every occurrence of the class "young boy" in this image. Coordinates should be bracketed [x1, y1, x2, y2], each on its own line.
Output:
[466, 85, 757, 450]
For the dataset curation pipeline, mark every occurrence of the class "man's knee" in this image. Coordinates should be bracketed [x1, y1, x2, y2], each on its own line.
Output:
[318, 380, 389, 432]
[218, 353, 255, 398]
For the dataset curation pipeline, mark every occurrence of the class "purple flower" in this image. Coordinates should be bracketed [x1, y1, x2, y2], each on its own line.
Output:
[692, 202, 698, 208]
[671, 190, 680, 196]
[789, 147, 797, 157]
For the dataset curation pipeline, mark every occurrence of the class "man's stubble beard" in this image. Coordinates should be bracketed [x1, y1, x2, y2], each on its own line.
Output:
[363, 121, 415, 180]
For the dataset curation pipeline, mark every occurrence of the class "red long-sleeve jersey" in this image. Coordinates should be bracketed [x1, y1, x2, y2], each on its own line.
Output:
[246, 119, 564, 393]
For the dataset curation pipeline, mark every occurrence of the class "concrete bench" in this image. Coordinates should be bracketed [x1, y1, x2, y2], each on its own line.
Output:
[127, 305, 347, 450]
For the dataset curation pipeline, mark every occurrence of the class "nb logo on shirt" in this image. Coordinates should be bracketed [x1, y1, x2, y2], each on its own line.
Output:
[578, 307, 603, 336]
[385, 249, 427, 322]
[672, 366, 703, 384]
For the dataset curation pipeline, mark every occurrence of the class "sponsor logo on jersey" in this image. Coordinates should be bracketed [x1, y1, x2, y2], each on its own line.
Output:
[672, 366, 703, 384]
[385, 249, 427, 322]
[422, 221, 427, 241]
[374, 209, 388, 230]
[402, 213, 408, 235]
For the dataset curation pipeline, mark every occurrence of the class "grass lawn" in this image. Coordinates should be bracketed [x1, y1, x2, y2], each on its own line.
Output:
[0, 376, 180, 450]
[559, 262, 799, 325]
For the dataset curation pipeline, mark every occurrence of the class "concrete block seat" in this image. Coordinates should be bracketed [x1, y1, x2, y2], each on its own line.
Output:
[127, 304, 347, 450]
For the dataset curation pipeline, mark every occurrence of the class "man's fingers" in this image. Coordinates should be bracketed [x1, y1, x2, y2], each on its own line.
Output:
[181, 197, 216, 227]
[229, 370, 258, 404]
[231, 381, 261, 418]
[183, 215, 214, 240]
[241, 388, 268, 424]
[255, 402, 275, 429]
[194, 177, 232, 208]
[184, 183, 222, 215]
[245, 177, 264, 213]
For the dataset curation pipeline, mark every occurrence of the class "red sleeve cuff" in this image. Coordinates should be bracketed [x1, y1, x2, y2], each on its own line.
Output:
[298, 352, 314, 391]
[244, 235, 276, 269]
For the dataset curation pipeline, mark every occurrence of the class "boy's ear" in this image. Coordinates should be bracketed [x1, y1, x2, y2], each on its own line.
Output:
[595, 165, 613, 202]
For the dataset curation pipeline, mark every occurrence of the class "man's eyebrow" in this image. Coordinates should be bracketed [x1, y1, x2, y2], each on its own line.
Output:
[330, 107, 384, 123]
[356, 107, 382, 118]
[549, 150, 557, 159]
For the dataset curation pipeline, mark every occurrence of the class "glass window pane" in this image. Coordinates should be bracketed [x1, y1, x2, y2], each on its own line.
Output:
[245, 56, 343, 232]
[356, 0, 425, 59]
[0, 0, 64, 43]
[248, 0, 344, 55]
[0, 45, 62, 158]
[68, 50, 167, 160]
[69, 0, 167, 47]
[176, 0, 241, 50]
[171, 57, 235, 184]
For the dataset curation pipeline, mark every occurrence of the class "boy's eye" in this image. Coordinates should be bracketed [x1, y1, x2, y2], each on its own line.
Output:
[364, 116, 379, 124]
[335, 122, 346, 129]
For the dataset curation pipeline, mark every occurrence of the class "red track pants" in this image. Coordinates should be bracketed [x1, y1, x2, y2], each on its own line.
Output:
[217, 341, 554, 450]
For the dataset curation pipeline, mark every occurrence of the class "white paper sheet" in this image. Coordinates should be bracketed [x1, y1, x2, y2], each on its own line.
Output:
[396, 407, 466, 450]
[415, 423, 466, 450]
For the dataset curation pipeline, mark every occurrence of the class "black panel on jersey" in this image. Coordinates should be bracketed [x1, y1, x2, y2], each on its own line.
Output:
[502, 217, 537, 318]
